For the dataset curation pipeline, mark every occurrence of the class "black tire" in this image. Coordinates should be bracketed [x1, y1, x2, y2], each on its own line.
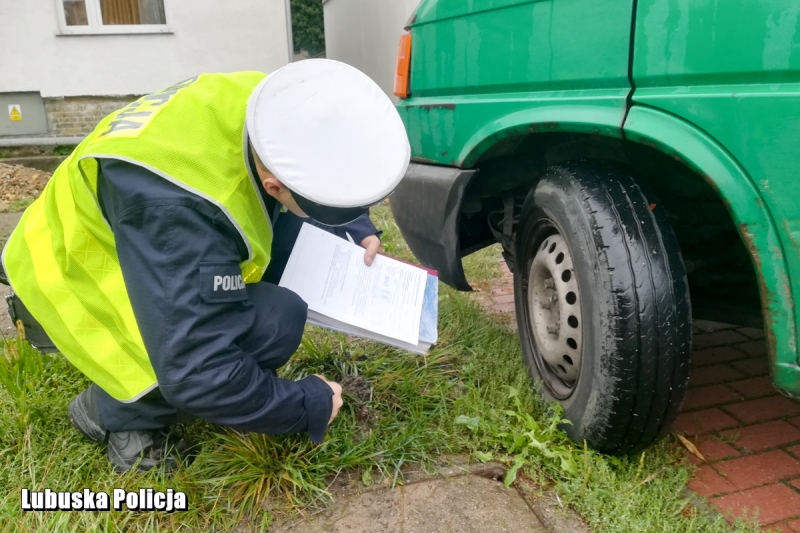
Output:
[513, 160, 692, 454]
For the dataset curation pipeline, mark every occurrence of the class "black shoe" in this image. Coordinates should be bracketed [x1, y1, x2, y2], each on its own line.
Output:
[68, 387, 108, 445]
[69, 387, 194, 473]
[107, 427, 194, 473]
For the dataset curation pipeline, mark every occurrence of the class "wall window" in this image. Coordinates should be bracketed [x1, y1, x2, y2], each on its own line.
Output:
[57, 0, 170, 34]
[62, 0, 88, 25]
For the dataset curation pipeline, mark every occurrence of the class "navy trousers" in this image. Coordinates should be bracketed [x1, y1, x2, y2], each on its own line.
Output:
[95, 281, 306, 432]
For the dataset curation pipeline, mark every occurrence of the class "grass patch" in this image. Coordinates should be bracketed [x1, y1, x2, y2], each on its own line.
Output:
[0, 205, 758, 532]
[52, 145, 76, 157]
[6, 198, 35, 213]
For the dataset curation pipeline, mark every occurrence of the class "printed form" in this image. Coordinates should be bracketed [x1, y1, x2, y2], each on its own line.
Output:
[279, 223, 428, 345]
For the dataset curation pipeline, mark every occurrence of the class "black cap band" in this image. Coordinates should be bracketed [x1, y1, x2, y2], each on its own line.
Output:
[293, 192, 372, 227]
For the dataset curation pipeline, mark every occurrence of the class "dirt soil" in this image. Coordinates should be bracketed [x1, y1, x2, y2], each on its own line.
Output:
[0, 163, 51, 209]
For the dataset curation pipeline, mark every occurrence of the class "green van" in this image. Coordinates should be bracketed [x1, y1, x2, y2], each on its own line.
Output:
[389, 0, 800, 453]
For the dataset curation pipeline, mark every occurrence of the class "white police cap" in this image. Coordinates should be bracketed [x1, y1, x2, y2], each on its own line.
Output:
[246, 59, 410, 223]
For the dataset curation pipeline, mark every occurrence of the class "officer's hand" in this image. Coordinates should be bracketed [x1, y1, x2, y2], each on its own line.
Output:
[360, 235, 381, 266]
[314, 375, 344, 424]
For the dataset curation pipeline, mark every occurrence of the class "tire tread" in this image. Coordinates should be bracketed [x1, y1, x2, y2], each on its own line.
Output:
[516, 160, 691, 453]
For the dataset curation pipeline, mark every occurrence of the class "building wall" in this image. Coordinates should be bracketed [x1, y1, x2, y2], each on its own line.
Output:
[0, 0, 292, 98]
[45, 96, 138, 137]
[323, 0, 420, 98]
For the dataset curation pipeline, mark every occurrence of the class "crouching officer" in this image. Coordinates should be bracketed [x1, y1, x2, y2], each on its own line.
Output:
[1, 59, 411, 472]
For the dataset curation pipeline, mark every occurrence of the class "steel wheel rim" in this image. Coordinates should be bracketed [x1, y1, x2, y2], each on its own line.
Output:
[526, 232, 583, 396]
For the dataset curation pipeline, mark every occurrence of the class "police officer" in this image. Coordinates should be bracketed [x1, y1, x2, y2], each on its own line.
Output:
[1, 60, 410, 472]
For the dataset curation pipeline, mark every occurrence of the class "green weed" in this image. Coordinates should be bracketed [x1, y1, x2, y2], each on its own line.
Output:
[0, 337, 44, 431]
[7, 198, 34, 213]
[52, 146, 76, 157]
[456, 387, 578, 486]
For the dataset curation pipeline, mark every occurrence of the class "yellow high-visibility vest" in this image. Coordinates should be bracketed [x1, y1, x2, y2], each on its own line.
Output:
[2, 72, 273, 402]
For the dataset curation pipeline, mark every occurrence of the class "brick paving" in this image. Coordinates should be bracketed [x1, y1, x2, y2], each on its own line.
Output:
[471, 263, 518, 328]
[474, 261, 800, 531]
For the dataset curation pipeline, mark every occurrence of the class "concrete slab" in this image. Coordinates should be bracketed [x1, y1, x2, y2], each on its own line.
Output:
[403, 475, 546, 533]
[0, 212, 21, 337]
[0, 211, 22, 242]
[283, 488, 405, 533]
[271, 475, 571, 533]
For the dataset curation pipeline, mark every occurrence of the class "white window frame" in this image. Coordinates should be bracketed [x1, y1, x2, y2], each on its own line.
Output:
[54, 0, 172, 35]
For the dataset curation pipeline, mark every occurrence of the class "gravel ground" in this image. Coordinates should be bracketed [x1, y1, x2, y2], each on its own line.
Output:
[0, 162, 51, 210]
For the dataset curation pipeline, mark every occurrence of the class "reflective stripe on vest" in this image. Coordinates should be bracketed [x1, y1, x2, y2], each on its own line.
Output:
[2, 72, 273, 402]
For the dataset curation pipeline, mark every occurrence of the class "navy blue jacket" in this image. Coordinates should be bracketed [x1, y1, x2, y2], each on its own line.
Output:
[95, 157, 380, 442]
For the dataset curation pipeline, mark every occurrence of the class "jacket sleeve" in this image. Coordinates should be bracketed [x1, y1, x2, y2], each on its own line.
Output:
[262, 210, 382, 285]
[327, 211, 382, 244]
[96, 158, 333, 442]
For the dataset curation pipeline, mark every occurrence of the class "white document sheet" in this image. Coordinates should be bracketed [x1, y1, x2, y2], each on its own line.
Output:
[279, 223, 428, 345]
